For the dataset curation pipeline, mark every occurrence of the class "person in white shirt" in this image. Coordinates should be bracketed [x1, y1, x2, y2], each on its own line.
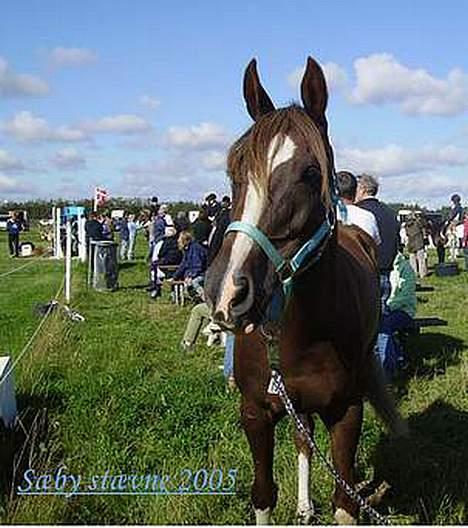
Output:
[336, 171, 381, 245]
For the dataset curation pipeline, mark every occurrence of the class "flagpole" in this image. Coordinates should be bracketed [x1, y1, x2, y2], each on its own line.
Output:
[93, 186, 98, 212]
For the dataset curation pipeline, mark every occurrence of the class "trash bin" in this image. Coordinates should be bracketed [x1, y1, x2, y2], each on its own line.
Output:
[91, 240, 119, 291]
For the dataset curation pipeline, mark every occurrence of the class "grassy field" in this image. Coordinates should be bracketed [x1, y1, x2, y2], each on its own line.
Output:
[0, 229, 467, 525]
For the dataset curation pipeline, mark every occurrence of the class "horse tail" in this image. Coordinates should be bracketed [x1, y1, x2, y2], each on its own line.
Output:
[365, 355, 409, 437]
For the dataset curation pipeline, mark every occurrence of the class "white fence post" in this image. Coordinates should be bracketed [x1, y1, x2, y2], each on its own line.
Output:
[54, 207, 63, 259]
[65, 218, 72, 304]
[78, 216, 87, 263]
[0, 356, 17, 429]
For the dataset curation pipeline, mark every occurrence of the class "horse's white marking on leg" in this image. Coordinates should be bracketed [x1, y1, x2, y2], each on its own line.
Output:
[334, 507, 357, 525]
[216, 134, 296, 319]
[296, 451, 314, 524]
[255, 507, 271, 525]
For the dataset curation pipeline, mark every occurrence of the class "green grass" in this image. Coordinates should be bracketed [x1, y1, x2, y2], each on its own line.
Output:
[0, 229, 467, 524]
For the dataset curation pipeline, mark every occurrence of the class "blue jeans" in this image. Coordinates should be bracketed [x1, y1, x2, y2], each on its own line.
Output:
[380, 273, 392, 316]
[224, 333, 235, 379]
[376, 309, 413, 376]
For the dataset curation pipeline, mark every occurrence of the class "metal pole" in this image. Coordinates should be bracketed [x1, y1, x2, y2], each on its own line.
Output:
[65, 218, 72, 304]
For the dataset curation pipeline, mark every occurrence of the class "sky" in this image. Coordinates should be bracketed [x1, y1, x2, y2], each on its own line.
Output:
[1, 0, 468, 208]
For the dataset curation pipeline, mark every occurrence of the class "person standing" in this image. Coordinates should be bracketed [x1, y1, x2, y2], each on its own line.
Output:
[192, 209, 212, 246]
[117, 213, 130, 260]
[127, 214, 138, 260]
[356, 174, 400, 314]
[405, 213, 427, 278]
[6, 211, 22, 257]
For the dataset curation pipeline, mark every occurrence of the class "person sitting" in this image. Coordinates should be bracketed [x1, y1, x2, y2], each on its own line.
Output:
[149, 226, 182, 299]
[376, 251, 416, 377]
[171, 230, 207, 302]
[336, 171, 381, 244]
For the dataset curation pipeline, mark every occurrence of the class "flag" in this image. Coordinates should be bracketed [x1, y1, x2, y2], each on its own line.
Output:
[94, 187, 109, 209]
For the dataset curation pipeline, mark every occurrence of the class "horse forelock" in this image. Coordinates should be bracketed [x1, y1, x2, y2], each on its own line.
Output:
[227, 105, 332, 208]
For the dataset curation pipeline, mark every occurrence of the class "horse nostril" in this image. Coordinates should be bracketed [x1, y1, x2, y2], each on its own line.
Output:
[213, 310, 226, 324]
[230, 276, 249, 308]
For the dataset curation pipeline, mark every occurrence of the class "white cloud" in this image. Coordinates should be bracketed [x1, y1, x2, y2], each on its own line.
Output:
[79, 114, 151, 134]
[287, 62, 348, 93]
[49, 47, 97, 67]
[2, 111, 88, 143]
[139, 95, 160, 110]
[0, 174, 31, 194]
[0, 56, 49, 98]
[336, 143, 468, 178]
[379, 174, 468, 208]
[0, 149, 25, 173]
[200, 150, 227, 171]
[349, 53, 468, 116]
[51, 147, 86, 170]
[166, 122, 230, 150]
[288, 54, 468, 116]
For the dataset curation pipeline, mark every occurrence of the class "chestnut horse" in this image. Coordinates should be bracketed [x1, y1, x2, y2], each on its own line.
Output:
[205, 57, 406, 525]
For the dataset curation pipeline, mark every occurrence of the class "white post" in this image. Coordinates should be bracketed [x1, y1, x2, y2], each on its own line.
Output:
[55, 207, 63, 259]
[0, 356, 17, 429]
[65, 218, 72, 304]
[78, 216, 87, 263]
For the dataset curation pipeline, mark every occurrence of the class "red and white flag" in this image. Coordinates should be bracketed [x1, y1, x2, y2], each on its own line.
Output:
[94, 187, 109, 209]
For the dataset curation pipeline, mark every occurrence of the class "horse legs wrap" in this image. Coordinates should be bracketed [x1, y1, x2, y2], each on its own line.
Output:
[241, 399, 278, 515]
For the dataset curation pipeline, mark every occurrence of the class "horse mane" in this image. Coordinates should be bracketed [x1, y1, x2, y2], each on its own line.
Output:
[227, 105, 332, 207]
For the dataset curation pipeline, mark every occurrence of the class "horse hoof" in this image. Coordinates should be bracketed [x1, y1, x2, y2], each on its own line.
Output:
[334, 508, 357, 525]
[255, 507, 271, 525]
[296, 506, 315, 525]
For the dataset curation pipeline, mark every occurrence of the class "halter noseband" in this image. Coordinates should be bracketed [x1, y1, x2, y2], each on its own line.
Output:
[224, 180, 346, 299]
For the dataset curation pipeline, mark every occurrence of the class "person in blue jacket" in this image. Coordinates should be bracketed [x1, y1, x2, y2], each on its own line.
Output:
[172, 230, 207, 300]
[7, 211, 22, 257]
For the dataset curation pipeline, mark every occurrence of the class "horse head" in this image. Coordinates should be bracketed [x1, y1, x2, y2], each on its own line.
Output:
[205, 57, 336, 333]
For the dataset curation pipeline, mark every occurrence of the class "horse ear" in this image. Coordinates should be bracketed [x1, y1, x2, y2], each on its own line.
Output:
[300, 56, 328, 129]
[243, 58, 275, 121]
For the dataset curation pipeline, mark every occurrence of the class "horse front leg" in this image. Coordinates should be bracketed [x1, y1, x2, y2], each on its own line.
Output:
[241, 397, 278, 525]
[294, 414, 315, 524]
[323, 400, 363, 525]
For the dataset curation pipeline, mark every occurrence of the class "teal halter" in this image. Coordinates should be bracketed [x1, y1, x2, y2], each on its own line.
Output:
[225, 195, 346, 298]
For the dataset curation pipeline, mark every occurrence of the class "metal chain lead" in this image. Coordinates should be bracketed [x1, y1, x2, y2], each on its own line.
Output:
[271, 370, 389, 526]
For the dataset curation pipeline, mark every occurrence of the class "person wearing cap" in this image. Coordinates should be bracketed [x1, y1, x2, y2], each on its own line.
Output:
[203, 193, 221, 221]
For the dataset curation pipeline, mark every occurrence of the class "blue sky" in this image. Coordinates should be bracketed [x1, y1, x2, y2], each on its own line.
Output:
[1, 0, 468, 207]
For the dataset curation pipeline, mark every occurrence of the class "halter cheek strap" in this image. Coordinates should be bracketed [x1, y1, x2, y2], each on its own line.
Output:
[225, 211, 335, 298]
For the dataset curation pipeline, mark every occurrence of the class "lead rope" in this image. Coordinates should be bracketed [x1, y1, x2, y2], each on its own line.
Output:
[271, 370, 389, 525]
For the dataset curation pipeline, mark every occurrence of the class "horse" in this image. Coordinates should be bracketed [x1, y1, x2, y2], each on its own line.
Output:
[204, 57, 407, 525]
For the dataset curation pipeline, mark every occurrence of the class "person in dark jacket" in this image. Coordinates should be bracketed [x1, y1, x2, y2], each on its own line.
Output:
[171, 230, 207, 301]
[116, 213, 130, 260]
[207, 196, 231, 266]
[174, 211, 190, 233]
[191, 209, 212, 246]
[405, 213, 426, 278]
[149, 226, 183, 298]
[6, 211, 22, 257]
[356, 174, 400, 314]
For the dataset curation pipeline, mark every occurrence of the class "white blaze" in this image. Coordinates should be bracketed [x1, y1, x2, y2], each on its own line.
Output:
[215, 134, 296, 319]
